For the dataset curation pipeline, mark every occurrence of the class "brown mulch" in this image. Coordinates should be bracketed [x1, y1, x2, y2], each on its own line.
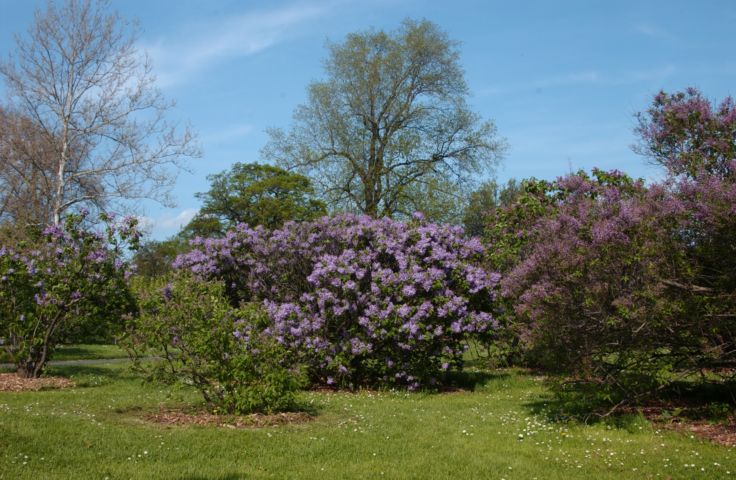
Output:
[637, 406, 736, 447]
[143, 409, 313, 429]
[660, 419, 736, 447]
[0, 372, 75, 392]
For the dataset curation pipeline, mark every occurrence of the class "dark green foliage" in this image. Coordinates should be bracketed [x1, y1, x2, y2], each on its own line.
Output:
[178, 214, 223, 240]
[125, 274, 305, 414]
[462, 179, 522, 237]
[483, 178, 554, 273]
[185, 162, 326, 237]
[133, 237, 189, 277]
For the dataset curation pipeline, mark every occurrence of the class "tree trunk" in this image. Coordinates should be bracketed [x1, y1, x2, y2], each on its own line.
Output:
[16, 360, 39, 378]
[365, 196, 378, 217]
[52, 139, 68, 225]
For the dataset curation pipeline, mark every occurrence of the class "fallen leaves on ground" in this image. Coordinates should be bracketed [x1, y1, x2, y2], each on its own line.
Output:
[143, 408, 312, 429]
[662, 420, 736, 447]
[0, 373, 75, 392]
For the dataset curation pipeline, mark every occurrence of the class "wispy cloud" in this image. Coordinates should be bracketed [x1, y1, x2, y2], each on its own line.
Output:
[202, 123, 254, 144]
[622, 64, 676, 83]
[145, 3, 327, 87]
[480, 65, 675, 96]
[532, 71, 601, 89]
[138, 208, 199, 237]
[499, 121, 662, 181]
[634, 22, 674, 41]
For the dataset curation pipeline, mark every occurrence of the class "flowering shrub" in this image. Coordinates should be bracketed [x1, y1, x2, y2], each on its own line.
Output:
[485, 90, 736, 409]
[635, 87, 736, 179]
[125, 274, 304, 414]
[174, 214, 499, 389]
[0, 212, 138, 377]
[637, 88, 736, 376]
[496, 170, 736, 409]
[500, 170, 690, 383]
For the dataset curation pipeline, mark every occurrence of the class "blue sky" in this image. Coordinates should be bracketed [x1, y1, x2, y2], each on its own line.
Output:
[1, 0, 734, 239]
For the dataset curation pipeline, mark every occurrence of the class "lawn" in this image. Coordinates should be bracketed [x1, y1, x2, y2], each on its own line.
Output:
[0, 344, 127, 364]
[0, 349, 733, 479]
[49, 343, 128, 361]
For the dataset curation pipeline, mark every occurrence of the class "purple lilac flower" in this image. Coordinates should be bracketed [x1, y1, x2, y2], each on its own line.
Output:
[172, 213, 499, 389]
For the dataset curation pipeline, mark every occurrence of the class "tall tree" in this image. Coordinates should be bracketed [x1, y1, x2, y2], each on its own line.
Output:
[0, 0, 198, 225]
[183, 162, 327, 237]
[262, 19, 504, 218]
[0, 107, 56, 228]
[133, 236, 188, 277]
[462, 179, 521, 237]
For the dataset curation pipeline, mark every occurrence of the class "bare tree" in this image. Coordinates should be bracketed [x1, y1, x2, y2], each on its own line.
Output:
[262, 19, 505, 218]
[0, 107, 59, 228]
[0, 0, 198, 226]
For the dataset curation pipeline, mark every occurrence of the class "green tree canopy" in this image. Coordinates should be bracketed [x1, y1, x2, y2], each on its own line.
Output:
[462, 179, 522, 237]
[133, 236, 189, 277]
[184, 162, 327, 237]
[262, 19, 504, 218]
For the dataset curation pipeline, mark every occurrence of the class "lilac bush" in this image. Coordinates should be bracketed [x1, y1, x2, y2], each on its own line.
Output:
[492, 89, 736, 406]
[174, 213, 499, 389]
[0, 212, 138, 377]
[635, 87, 736, 179]
[500, 170, 689, 382]
[637, 88, 736, 376]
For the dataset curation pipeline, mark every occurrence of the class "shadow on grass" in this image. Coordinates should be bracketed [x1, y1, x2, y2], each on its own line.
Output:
[48, 363, 132, 378]
[656, 379, 736, 421]
[179, 475, 247, 480]
[523, 376, 736, 427]
[442, 369, 511, 392]
[292, 398, 321, 417]
[45, 363, 142, 388]
[53, 346, 89, 358]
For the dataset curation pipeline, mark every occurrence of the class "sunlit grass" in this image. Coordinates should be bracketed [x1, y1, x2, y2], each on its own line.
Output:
[51, 343, 128, 361]
[1, 357, 734, 479]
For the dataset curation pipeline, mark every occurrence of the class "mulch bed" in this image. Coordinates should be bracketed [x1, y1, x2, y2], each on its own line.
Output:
[0, 372, 75, 392]
[143, 409, 313, 429]
[659, 419, 736, 447]
[637, 406, 736, 447]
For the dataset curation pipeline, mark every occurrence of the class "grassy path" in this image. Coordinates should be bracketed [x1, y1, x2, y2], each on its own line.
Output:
[0, 357, 133, 370]
[0, 344, 128, 368]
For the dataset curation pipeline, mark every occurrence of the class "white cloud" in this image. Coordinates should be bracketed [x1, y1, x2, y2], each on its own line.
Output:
[145, 3, 327, 87]
[634, 22, 674, 41]
[202, 123, 255, 144]
[539, 71, 601, 88]
[137, 208, 199, 238]
[159, 208, 199, 230]
[480, 65, 675, 96]
[622, 64, 675, 83]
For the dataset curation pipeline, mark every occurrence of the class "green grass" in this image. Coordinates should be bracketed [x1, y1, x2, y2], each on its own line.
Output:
[50, 343, 128, 361]
[1, 362, 734, 479]
[0, 344, 127, 364]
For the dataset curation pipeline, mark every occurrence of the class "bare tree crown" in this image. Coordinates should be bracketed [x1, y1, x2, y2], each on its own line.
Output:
[0, 0, 198, 225]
